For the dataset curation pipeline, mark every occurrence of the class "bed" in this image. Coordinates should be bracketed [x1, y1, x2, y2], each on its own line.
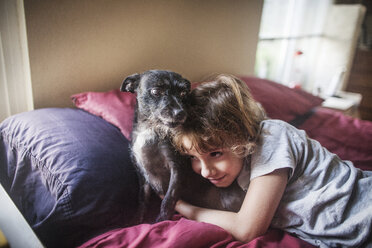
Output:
[1, 76, 371, 248]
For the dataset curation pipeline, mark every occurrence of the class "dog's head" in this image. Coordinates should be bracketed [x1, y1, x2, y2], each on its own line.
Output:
[121, 70, 191, 128]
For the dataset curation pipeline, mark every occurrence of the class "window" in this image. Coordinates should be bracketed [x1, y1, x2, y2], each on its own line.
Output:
[255, 0, 364, 96]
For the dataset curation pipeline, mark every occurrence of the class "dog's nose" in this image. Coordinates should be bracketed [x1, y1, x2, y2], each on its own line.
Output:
[173, 109, 186, 122]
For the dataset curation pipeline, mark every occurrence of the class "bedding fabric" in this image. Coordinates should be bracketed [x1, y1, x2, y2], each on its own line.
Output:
[239, 76, 324, 122]
[79, 215, 316, 248]
[0, 108, 139, 248]
[297, 107, 372, 171]
[71, 89, 136, 140]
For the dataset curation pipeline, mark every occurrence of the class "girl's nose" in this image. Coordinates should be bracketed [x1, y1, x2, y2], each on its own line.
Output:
[200, 161, 215, 178]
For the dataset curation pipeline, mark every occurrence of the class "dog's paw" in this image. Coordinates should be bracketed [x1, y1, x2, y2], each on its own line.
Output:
[155, 215, 166, 222]
[155, 212, 172, 222]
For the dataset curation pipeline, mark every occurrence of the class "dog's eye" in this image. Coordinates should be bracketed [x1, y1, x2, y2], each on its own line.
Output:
[151, 88, 162, 96]
[180, 91, 188, 98]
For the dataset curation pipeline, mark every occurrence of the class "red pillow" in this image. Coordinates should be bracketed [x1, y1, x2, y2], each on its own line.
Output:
[71, 89, 136, 140]
[240, 76, 323, 122]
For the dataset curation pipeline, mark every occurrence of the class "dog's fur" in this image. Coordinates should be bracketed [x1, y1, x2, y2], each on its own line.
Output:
[121, 70, 245, 222]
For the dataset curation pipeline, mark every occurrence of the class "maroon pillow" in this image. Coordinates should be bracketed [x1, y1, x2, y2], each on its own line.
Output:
[239, 76, 324, 122]
[71, 89, 136, 140]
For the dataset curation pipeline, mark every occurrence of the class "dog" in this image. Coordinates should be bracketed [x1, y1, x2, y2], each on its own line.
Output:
[121, 70, 245, 222]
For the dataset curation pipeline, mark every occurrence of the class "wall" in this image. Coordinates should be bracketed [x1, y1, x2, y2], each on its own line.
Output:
[23, 0, 263, 109]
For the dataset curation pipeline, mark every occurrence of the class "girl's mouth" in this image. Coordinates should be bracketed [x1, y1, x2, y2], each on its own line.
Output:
[208, 175, 226, 185]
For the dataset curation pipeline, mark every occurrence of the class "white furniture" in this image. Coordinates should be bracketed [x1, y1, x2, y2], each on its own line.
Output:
[321, 91, 362, 118]
[0, 184, 44, 248]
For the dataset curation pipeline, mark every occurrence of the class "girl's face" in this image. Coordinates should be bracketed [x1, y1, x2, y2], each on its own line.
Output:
[182, 137, 244, 188]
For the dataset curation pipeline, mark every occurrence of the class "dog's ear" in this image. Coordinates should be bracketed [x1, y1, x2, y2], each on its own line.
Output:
[121, 73, 141, 93]
[184, 79, 191, 91]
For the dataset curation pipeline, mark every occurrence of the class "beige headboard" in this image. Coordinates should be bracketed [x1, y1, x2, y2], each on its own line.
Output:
[23, 0, 263, 108]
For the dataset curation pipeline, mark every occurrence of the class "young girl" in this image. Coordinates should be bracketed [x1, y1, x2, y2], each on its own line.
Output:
[172, 74, 372, 248]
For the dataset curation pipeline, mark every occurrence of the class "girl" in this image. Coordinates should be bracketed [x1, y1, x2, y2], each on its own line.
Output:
[172, 75, 372, 248]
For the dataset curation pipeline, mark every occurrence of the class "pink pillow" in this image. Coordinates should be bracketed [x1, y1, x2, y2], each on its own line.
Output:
[239, 76, 324, 122]
[71, 89, 136, 140]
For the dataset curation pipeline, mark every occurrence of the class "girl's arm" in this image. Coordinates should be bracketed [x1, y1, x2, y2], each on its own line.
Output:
[175, 168, 289, 243]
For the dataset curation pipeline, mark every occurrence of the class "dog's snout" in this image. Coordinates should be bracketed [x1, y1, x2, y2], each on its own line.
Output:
[173, 109, 186, 122]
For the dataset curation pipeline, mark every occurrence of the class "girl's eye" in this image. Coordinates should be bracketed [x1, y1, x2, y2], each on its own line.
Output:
[210, 151, 223, 158]
[189, 155, 198, 161]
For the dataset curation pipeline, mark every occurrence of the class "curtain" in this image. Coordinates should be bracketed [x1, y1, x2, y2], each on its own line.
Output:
[0, 0, 33, 122]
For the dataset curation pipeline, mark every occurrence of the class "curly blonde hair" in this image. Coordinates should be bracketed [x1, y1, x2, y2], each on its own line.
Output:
[173, 74, 266, 158]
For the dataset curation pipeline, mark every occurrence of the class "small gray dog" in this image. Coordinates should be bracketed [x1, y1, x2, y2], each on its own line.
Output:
[121, 70, 244, 222]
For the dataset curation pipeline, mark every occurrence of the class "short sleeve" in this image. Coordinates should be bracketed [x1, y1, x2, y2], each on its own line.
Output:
[237, 120, 306, 191]
[252, 120, 307, 180]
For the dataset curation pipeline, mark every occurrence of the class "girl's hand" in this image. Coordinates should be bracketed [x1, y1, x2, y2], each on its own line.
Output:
[174, 168, 289, 243]
[159, 195, 193, 217]
[175, 199, 198, 219]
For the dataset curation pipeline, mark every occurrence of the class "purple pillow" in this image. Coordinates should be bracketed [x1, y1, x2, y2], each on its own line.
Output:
[0, 108, 139, 248]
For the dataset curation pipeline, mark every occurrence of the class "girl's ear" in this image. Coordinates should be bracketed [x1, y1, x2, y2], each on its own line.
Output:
[120, 73, 141, 93]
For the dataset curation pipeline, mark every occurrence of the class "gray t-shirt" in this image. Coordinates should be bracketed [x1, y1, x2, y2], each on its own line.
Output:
[237, 120, 372, 248]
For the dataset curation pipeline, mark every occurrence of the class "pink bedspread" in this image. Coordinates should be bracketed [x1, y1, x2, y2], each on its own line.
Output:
[299, 107, 372, 171]
[79, 216, 315, 248]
